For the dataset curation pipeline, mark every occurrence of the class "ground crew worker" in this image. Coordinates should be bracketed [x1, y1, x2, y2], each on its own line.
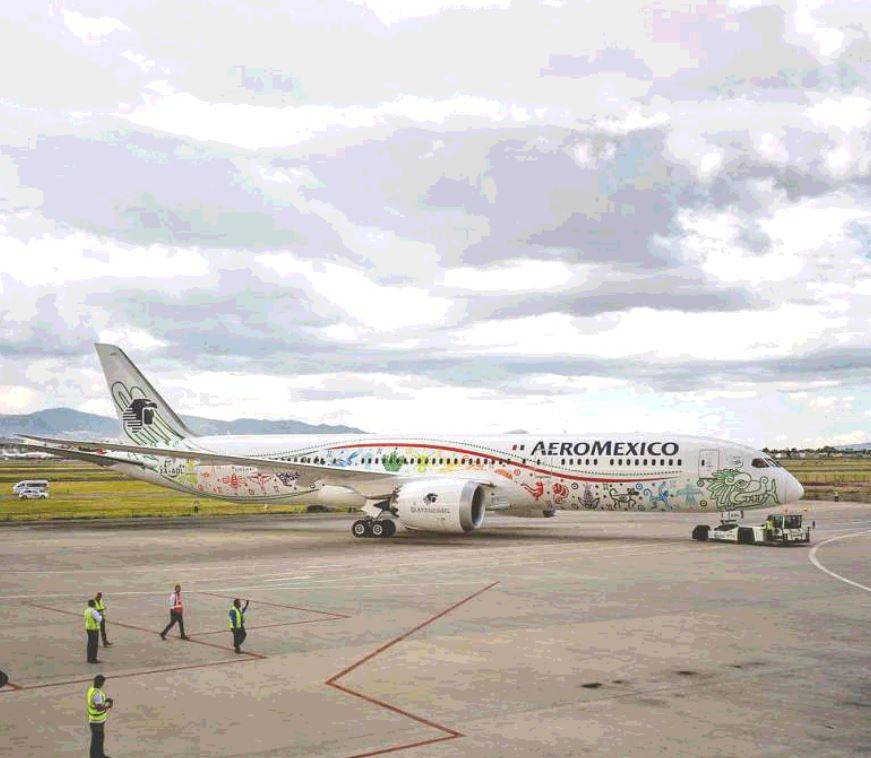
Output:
[228, 598, 249, 653]
[86, 674, 113, 758]
[159, 584, 188, 640]
[94, 592, 112, 647]
[85, 599, 102, 664]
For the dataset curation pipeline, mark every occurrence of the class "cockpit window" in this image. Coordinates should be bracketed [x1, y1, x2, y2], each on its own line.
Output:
[766, 458, 782, 468]
[751, 458, 769, 468]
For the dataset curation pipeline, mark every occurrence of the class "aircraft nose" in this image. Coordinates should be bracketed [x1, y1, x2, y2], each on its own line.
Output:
[784, 474, 804, 504]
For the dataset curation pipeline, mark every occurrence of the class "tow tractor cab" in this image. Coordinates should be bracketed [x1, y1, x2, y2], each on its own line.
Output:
[764, 513, 811, 544]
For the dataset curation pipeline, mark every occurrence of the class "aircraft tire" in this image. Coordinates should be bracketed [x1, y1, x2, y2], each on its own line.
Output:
[371, 521, 386, 538]
[383, 520, 396, 537]
[692, 525, 710, 541]
[0, 670, 8, 689]
[737, 527, 755, 544]
[352, 520, 370, 538]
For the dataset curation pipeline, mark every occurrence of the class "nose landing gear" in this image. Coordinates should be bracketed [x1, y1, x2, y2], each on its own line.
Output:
[351, 518, 397, 538]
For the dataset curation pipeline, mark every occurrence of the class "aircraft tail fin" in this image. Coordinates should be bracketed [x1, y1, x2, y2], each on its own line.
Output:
[95, 343, 196, 445]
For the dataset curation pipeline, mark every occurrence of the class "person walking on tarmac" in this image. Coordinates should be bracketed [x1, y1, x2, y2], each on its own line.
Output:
[160, 584, 189, 640]
[85, 599, 102, 664]
[94, 592, 112, 647]
[87, 674, 114, 758]
[228, 598, 249, 653]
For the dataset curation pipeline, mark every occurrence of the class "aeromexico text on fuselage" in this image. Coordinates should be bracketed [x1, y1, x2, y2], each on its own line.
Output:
[529, 440, 680, 457]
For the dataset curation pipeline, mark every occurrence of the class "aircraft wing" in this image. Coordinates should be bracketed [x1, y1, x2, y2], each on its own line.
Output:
[18, 435, 398, 498]
[16, 442, 152, 469]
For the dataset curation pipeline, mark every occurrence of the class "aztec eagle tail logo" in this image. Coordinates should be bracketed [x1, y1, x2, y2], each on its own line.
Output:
[122, 398, 158, 433]
[95, 343, 195, 446]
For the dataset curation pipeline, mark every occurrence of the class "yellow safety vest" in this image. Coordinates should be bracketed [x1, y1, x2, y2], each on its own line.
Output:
[94, 598, 106, 617]
[86, 686, 108, 723]
[228, 607, 243, 630]
[84, 608, 99, 631]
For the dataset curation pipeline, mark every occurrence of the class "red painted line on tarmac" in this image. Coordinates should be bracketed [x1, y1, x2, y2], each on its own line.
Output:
[325, 581, 498, 757]
[197, 590, 349, 619]
[346, 735, 457, 758]
[23, 602, 266, 660]
[327, 581, 498, 683]
[0, 657, 255, 694]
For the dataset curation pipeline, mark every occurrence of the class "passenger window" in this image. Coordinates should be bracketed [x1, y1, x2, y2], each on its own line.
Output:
[593, 458, 598, 465]
[751, 458, 769, 468]
[660, 459, 665, 466]
[677, 459, 682, 466]
[635, 459, 639, 466]
[561, 458, 565, 465]
[668, 459, 673, 466]
[609, 459, 614, 465]
[643, 459, 647, 465]
[617, 459, 622, 466]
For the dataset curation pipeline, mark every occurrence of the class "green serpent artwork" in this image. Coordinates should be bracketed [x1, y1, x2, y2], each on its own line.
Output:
[697, 469, 779, 510]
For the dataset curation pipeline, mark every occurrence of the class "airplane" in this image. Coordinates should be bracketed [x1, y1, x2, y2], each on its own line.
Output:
[19, 344, 805, 538]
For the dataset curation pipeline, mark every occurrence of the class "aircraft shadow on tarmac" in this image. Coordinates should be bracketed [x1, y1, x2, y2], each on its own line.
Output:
[15, 514, 695, 546]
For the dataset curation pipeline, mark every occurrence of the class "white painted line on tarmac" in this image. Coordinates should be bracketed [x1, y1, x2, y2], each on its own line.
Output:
[808, 528, 871, 594]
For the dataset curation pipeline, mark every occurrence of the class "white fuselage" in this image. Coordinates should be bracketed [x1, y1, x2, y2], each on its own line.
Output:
[111, 433, 804, 513]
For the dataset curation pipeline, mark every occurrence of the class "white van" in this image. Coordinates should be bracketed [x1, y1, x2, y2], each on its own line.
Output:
[18, 487, 49, 500]
[12, 480, 49, 495]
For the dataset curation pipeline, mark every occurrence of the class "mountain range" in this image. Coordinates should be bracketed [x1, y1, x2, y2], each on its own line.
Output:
[0, 407, 364, 440]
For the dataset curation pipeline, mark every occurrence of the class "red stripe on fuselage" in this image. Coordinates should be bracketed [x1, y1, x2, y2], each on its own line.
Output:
[320, 441, 675, 484]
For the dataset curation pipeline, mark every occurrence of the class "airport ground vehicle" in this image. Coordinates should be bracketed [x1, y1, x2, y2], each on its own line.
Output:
[17, 487, 49, 500]
[12, 479, 48, 495]
[692, 512, 811, 545]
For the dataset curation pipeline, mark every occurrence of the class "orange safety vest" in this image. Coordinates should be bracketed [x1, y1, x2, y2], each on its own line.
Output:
[171, 591, 183, 612]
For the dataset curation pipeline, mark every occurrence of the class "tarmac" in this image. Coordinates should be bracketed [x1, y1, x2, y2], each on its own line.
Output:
[0, 500, 869, 757]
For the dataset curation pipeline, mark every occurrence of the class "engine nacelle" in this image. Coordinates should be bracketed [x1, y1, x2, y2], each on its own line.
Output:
[394, 479, 487, 534]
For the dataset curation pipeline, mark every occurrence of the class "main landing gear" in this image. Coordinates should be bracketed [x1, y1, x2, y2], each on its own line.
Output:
[351, 517, 397, 538]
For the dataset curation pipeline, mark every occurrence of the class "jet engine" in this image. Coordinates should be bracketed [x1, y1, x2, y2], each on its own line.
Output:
[394, 479, 487, 533]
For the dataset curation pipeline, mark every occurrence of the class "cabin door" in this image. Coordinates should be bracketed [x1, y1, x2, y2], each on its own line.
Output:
[698, 449, 719, 477]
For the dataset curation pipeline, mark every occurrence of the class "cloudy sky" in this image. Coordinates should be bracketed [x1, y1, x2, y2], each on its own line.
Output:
[1, 0, 869, 447]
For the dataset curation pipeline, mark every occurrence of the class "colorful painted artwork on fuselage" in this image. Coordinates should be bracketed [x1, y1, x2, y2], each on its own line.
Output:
[121, 439, 781, 513]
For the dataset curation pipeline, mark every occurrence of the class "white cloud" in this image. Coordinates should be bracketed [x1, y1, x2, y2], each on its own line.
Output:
[0, 226, 211, 285]
[350, 0, 511, 25]
[123, 87, 532, 149]
[97, 328, 167, 352]
[60, 10, 129, 44]
[0, 385, 37, 413]
[454, 304, 845, 362]
[807, 96, 871, 132]
[258, 254, 452, 332]
[0, 1, 869, 446]
[442, 261, 573, 291]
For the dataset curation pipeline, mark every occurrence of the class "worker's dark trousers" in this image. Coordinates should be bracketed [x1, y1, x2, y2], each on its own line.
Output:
[232, 627, 247, 651]
[99, 619, 110, 645]
[86, 630, 99, 662]
[161, 610, 185, 637]
[89, 721, 105, 758]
